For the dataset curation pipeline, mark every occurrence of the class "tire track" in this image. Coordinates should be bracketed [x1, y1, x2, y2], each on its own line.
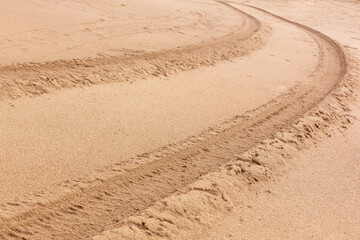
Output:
[0, 3, 348, 240]
[0, 3, 266, 101]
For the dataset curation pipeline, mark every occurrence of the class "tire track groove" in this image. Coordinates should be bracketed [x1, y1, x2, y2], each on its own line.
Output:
[0, 4, 266, 101]
[0, 3, 348, 240]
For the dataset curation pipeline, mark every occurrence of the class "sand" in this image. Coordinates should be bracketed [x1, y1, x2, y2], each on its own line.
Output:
[0, 11, 317, 203]
[204, 109, 360, 239]
[201, 1, 360, 239]
[0, 0, 359, 239]
[0, 0, 245, 64]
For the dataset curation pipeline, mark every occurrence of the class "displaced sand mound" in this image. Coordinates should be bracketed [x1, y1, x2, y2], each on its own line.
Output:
[0, 1, 266, 101]
[0, 0, 245, 65]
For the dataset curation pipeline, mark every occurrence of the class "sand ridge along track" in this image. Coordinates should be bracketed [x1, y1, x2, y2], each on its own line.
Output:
[0, 3, 349, 240]
[0, 2, 265, 101]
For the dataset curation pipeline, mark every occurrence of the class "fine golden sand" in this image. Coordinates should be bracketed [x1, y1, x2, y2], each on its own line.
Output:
[0, 0, 359, 239]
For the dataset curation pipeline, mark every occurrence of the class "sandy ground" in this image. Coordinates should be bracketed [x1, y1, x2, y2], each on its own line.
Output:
[0, 12, 316, 203]
[0, 0, 244, 64]
[0, 0, 359, 239]
[201, 1, 360, 239]
[204, 106, 360, 240]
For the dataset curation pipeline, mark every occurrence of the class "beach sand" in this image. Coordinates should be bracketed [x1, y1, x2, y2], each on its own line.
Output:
[0, 0, 359, 239]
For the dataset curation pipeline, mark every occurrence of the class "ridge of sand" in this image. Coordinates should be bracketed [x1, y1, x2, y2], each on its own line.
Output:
[203, 107, 360, 239]
[202, 1, 360, 239]
[0, 1, 316, 205]
[90, 5, 359, 239]
[0, 4, 355, 239]
[0, 2, 266, 101]
[0, 0, 244, 65]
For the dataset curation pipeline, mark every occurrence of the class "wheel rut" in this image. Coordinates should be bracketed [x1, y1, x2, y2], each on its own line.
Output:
[0, 3, 264, 101]
[0, 3, 348, 240]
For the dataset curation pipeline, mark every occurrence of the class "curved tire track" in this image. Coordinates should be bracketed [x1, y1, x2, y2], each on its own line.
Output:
[0, 3, 348, 240]
[0, 4, 265, 101]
